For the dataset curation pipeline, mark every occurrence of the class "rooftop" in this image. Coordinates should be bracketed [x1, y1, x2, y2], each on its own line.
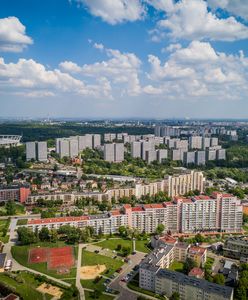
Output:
[157, 269, 233, 298]
[28, 215, 89, 225]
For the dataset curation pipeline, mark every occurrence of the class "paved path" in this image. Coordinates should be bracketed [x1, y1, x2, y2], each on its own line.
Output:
[76, 243, 85, 300]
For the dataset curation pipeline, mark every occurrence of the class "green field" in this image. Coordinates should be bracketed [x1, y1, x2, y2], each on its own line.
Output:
[81, 250, 123, 277]
[84, 290, 115, 300]
[169, 261, 184, 273]
[17, 218, 28, 225]
[0, 272, 53, 300]
[0, 218, 10, 243]
[97, 238, 150, 254]
[11, 241, 78, 280]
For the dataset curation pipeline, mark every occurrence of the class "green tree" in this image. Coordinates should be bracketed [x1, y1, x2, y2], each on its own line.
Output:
[6, 201, 16, 215]
[155, 223, 165, 235]
[213, 274, 225, 285]
[17, 227, 37, 245]
[39, 227, 50, 241]
[170, 292, 180, 300]
[183, 257, 197, 274]
[122, 246, 131, 257]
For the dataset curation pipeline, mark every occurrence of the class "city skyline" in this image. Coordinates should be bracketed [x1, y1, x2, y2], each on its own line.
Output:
[1, 0, 248, 118]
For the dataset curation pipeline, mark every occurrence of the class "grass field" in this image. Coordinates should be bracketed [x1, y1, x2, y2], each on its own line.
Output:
[0, 272, 53, 300]
[81, 250, 123, 277]
[11, 241, 78, 280]
[81, 276, 106, 292]
[97, 238, 150, 254]
[17, 218, 28, 225]
[169, 261, 184, 273]
[84, 290, 115, 300]
[0, 218, 10, 243]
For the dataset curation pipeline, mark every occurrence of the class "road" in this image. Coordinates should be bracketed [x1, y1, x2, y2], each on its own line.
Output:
[110, 251, 146, 300]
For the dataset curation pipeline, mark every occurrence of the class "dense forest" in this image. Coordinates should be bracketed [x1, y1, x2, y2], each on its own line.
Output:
[0, 122, 153, 142]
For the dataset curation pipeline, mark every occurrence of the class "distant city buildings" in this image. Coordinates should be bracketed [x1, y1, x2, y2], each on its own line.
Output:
[56, 134, 101, 158]
[26, 141, 47, 162]
[104, 143, 124, 162]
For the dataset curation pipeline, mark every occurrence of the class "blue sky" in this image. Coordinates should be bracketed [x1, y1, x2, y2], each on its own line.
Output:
[1, 0, 248, 119]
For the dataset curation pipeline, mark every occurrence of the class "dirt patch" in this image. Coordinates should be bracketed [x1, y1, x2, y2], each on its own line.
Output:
[80, 264, 106, 280]
[37, 283, 63, 298]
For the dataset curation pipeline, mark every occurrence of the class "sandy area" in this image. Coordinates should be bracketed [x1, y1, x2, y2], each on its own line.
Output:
[80, 264, 106, 280]
[37, 283, 63, 298]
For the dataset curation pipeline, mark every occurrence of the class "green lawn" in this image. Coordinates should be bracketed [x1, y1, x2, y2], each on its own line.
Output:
[0, 218, 10, 243]
[97, 238, 150, 254]
[84, 290, 115, 300]
[11, 241, 78, 280]
[0, 272, 53, 300]
[136, 240, 151, 253]
[169, 261, 184, 273]
[17, 218, 28, 225]
[81, 277, 106, 292]
[81, 250, 123, 277]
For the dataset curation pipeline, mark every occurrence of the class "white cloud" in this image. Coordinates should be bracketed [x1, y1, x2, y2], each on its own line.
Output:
[150, 0, 248, 41]
[208, 0, 248, 21]
[162, 43, 181, 53]
[93, 42, 104, 50]
[59, 61, 82, 73]
[59, 45, 142, 95]
[0, 17, 33, 52]
[145, 0, 174, 12]
[0, 57, 111, 98]
[74, 0, 145, 24]
[146, 41, 248, 100]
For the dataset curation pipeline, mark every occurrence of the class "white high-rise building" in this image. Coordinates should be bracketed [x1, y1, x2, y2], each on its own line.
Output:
[115, 143, 124, 162]
[131, 141, 141, 158]
[26, 141, 47, 162]
[26, 142, 36, 161]
[157, 149, 168, 163]
[141, 140, 155, 160]
[37, 142, 48, 162]
[93, 134, 101, 148]
[104, 143, 115, 162]
[69, 138, 79, 158]
[189, 136, 202, 150]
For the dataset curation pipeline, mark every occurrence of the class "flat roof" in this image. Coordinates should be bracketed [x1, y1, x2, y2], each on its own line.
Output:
[157, 269, 233, 298]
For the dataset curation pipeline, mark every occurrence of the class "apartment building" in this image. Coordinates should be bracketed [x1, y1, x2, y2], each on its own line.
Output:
[164, 170, 205, 197]
[139, 242, 233, 300]
[25, 193, 242, 236]
[131, 141, 141, 158]
[155, 269, 233, 300]
[104, 143, 124, 162]
[189, 136, 203, 150]
[26, 141, 47, 162]
[223, 236, 248, 262]
[0, 185, 30, 203]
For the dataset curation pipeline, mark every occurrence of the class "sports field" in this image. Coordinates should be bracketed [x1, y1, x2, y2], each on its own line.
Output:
[29, 246, 75, 273]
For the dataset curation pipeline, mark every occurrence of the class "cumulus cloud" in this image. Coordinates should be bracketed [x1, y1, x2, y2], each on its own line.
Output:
[0, 57, 111, 98]
[146, 41, 248, 100]
[149, 0, 248, 41]
[59, 45, 142, 95]
[74, 0, 145, 24]
[162, 43, 181, 53]
[0, 17, 33, 52]
[208, 0, 248, 21]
